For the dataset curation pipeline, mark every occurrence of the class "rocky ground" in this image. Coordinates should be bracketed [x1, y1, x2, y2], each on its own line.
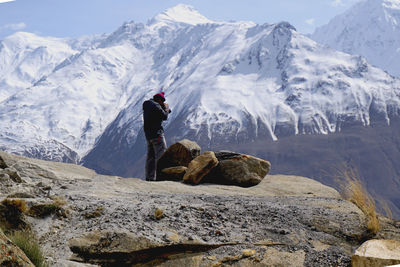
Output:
[0, 151, 399, 266]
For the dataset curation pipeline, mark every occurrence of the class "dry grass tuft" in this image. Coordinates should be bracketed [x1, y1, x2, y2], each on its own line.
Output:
[84, 206, 104, 219]
[8, 230, 48, 267]
[27, 203, 61, 218]
[336, 167, 380, 235]
[377, 198, 393, 220]
[0, 198, 29, 231]
[1, 198, 27, 213]
[50, 195, 68, 207]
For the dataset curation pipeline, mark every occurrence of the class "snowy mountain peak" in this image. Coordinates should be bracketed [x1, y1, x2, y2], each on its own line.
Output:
[311, 0, 400, 77]
[2, 32, 68, 51]
[149, 4, 213, 26]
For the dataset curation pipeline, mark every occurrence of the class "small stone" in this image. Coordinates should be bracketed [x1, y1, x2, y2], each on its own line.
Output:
[242, 249, 257, 257]
[215, 230, 223, 236]
[0, 173, 10, 181]
[5, 168, 23, 183]
[207, 256, 217, 261]
[154, 208, 163, 220]
[222, 256, 240, 262]
[166, 232, 181, 243]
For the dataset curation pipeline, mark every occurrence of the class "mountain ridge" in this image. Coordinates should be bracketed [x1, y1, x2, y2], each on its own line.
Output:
[311, 0, 400, 77]
[149, 4, 215, 26]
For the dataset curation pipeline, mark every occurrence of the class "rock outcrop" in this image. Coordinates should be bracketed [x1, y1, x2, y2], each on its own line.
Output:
[0, 150, 399, 266]
[352, 239, 400, 267]
[204, 151, 271, 187]
[157, 141, 271, 187]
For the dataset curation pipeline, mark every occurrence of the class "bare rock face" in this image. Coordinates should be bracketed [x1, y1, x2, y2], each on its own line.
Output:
[260, 247, 306, 266]
[69, 231, 162, 265]
[352, 239, 400, 267]
[69, 230, 225, 266]
[157, 139, 201, 181]
[0, 228, 35, 266]
[183, 152, 218, 184]
[204, 151, 271, 187]
[1, 150, 400, 267]
[2, 168, 23, 183]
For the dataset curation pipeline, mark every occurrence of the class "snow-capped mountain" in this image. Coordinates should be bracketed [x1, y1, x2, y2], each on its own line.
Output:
[0, 33, 139, 162]
[82, 5, 400, 176]
[1, 4, 400, 165]
[0, 32, 78, 102]
[311, 0, 400, 77]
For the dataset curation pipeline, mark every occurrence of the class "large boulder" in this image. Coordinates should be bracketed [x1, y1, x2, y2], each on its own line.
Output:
[183, 152, 218, 185]
[351, 239, 400, 267]
[156, 139, 201, 181]
[0, 228, 35, 266]
[204, 151, 271, 187]
[160, 166, 187, 181]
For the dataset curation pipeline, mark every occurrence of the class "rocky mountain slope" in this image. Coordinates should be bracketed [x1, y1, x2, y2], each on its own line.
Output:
[311, 0, 400, 77]
[1, 150, 399, 266]
[81, 6, 400, 177]
[0, 31, 107, 163]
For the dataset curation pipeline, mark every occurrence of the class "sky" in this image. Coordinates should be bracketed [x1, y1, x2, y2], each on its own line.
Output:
[0, 0, 362, 40]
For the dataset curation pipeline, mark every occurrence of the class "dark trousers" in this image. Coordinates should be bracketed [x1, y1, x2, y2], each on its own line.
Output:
[145, 135, 167, 181]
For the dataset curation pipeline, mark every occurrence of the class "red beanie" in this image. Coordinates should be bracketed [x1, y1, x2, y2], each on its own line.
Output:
[154, 92, 165, 101]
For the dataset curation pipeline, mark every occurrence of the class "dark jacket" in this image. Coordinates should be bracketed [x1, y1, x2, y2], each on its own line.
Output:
[143, 99, 169, 140]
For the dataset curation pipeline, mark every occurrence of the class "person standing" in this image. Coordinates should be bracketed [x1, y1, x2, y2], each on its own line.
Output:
[143, 92, 171, 181]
